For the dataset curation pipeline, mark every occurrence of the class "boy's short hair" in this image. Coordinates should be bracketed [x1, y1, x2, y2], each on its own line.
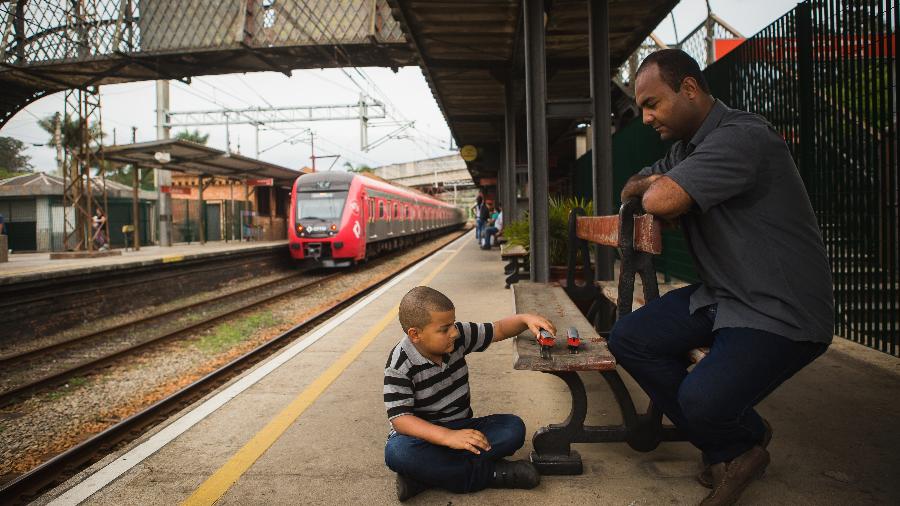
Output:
[399, 286, 454, 333]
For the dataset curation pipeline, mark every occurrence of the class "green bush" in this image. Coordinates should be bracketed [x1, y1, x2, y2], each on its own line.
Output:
[503, 195, 594, 266]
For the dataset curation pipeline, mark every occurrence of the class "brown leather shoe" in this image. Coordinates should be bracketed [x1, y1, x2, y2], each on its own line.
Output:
[699, 445, 770, 505]
[697, 418, 772, 489]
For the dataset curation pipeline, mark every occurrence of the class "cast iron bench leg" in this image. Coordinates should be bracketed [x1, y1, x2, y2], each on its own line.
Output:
[530, 370, 687, 475]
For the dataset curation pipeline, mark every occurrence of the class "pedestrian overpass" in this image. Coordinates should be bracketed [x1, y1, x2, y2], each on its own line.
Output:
[0, 0, 414, 127]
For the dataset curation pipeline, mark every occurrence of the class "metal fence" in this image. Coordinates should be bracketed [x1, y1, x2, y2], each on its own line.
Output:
[705, 0, 899, 355]
[0, 0, 404, 65]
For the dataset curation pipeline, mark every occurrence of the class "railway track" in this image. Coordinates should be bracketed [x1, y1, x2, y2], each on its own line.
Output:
[0, 269, 341, 408]
[0, 229, 468, 504]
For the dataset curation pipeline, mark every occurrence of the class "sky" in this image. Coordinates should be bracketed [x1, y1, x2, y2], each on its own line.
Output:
[1, 0, 801, 175]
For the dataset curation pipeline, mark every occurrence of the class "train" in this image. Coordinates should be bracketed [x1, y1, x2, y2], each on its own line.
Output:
[288, 171, 466, 266]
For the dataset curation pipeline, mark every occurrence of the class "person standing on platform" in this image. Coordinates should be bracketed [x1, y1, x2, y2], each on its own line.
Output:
[607, 49, 833, 506]
[472, 196, 488, 242]
[92, 207, 109, 251]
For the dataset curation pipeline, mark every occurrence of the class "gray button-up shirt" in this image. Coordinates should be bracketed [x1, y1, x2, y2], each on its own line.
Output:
[638, 100, 834, 344]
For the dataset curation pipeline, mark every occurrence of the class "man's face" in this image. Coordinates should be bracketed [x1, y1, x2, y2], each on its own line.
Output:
[410, 310, 459, 360]
[635, 64, 693, 141]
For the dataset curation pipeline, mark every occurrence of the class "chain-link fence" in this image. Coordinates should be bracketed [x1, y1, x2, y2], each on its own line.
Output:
[0, 0, 404, 65]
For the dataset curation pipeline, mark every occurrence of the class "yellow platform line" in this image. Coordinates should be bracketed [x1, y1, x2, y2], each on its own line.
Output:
[182, 246, 463, 506]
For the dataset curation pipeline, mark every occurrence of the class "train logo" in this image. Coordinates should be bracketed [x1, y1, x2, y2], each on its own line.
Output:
[353, 221, 361, 239]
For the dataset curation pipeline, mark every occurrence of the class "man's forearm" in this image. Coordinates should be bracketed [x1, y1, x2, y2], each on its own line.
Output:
[391, 414, 452, 446]
[621, 174, 661, 201]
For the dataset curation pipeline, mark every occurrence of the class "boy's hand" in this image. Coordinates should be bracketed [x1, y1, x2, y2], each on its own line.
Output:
[444, 428, 491, 455]
[521, 314, 556, 338]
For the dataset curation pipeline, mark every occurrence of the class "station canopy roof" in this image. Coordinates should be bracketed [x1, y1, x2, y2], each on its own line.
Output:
[101, 139, 304, 187]
[388, 0, 679, 180]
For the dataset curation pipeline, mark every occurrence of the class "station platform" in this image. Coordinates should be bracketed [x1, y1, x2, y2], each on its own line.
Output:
[0, 241, 286, 284]
[37, 230, 900, 505]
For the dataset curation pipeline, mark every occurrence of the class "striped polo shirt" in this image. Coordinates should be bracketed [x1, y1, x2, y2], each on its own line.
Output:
[383, 322, 493, 428]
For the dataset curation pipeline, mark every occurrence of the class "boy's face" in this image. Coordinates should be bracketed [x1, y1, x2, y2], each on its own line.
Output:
[408, 309, 459, 361]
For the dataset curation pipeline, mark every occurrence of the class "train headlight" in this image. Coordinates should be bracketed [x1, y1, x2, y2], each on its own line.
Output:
[296, 224, 304, 235]
[330, 224, 337, 231]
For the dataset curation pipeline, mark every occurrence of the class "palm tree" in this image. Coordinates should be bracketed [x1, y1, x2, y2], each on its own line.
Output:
[175, 129, 210, 145]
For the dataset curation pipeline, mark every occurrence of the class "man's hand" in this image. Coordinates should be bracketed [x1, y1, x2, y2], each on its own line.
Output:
[444, 428, 491, 455]
[621, 174, 662, 202]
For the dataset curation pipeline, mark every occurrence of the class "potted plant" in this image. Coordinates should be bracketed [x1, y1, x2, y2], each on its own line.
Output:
[503, 195, 594, 281]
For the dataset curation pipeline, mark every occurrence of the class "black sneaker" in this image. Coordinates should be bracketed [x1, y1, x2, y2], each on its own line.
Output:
[395, 473, 428, 502]
[490, 459, 541, 489]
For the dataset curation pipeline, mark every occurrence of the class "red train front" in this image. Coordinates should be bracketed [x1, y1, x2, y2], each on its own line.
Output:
[289, 171, 464, 267]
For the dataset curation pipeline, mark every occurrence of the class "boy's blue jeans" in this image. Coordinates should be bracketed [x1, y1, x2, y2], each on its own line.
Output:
[384, 414, 525, 493]
[608, 284, 828, 465]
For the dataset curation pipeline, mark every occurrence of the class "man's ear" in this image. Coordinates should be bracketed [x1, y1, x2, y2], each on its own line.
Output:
[681, 77, 700, 99]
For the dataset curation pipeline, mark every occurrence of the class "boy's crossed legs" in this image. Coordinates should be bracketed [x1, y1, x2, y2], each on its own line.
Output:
[385, 414, 534, 497]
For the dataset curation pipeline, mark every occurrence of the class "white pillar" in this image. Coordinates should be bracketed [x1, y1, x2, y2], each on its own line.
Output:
[155, 80, 172, 246]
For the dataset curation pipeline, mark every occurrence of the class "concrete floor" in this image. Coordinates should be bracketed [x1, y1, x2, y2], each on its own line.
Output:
[0, 240, 285, 280]
[38, 231, 900, 505]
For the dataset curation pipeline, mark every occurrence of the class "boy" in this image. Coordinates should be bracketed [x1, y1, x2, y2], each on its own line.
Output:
[384, 286, 555, 501]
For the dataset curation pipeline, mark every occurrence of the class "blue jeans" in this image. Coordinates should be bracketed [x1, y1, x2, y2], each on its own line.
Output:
[384, 414, 526, 493]
[607, 284, 828, 465]
[475, 219, 485, 240]
[482, 226, 499, 248]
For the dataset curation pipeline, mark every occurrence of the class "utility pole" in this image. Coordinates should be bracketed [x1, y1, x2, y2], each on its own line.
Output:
[310, 131, 316, 171]
[53, 112, 63, 177]
[155, 79, 172, 246]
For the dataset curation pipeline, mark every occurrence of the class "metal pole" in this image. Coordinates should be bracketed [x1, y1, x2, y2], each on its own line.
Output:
[310, 131, 316, 171]
[255, 124, 260, 158]
[523, 0, 549, 282]
[504, 81, 517, 221]
[199, 176, 206, 244]
[589, 0, 614, 281]
[132, 165, 140, 251]
[155, 80, 172, 246]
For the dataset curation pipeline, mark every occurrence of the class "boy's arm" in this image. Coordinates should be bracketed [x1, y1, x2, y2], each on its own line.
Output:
[492, 313, 556, 342]
[391, 414, 491, 455]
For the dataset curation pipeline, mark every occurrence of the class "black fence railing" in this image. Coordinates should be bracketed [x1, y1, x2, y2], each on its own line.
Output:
[705, 0, 899, 355]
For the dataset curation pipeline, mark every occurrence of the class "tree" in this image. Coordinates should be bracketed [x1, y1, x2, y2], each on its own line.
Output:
[108, 165, 156, 191]
[0, 137, 33, 179]
[175, 129, 209, 145]
[37, 112, 103, 153]
[344, 161, 374, 174]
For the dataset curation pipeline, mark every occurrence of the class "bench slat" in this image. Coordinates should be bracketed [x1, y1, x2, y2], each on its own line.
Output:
[500, 244, 528, 258]
[512, 281, 616, 372]
[575, 215, 663, 254]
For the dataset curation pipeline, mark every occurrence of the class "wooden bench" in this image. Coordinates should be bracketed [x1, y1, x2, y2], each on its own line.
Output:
[500, 244, 529, 289]
[511, 198, 703, 476]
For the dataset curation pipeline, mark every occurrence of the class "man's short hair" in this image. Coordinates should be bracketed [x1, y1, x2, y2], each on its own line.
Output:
[636, 49, 711, 94]
[399, 286, 454, 333]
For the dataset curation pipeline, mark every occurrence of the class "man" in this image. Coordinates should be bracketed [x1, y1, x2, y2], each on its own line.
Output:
[481, 205, 503, 250]
[472, 196, 488, 242]
[607, 49, 833, 506]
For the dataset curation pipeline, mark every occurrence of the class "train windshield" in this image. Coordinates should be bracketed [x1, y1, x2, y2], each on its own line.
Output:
[297, 191, 348, 221]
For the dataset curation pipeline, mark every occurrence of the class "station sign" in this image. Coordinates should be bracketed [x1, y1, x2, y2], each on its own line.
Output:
[160, 185, 191, 196]
[459, 145, 478, 162]
[247, 178, 274, 186]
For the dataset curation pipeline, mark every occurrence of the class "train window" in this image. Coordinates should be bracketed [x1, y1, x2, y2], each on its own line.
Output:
[296, 190, 348, 221]
[378, 201, 385, 219]
[405, 205, 409, 218]
[393, 203, 398, 218]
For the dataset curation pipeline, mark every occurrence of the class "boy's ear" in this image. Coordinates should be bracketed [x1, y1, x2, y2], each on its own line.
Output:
[406, 327, 420, 342]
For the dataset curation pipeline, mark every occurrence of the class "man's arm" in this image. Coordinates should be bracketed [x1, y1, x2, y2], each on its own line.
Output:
[620, 173, 662, 202]
[492, 313, 556, 342]
[391, 414, 491, 454]
[642, 176, 694, 220]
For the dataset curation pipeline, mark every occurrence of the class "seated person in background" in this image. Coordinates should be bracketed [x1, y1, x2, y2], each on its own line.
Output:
[384, 286, 554, 501]
[481, 205, 503, 250]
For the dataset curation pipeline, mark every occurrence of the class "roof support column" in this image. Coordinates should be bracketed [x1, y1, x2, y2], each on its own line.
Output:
[504, 81, 518, 222]
[523, 0, 549, 283]
[199, 175, 206, 244]
[589, 0, 614, 281]
[155, 80, 172, 247]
